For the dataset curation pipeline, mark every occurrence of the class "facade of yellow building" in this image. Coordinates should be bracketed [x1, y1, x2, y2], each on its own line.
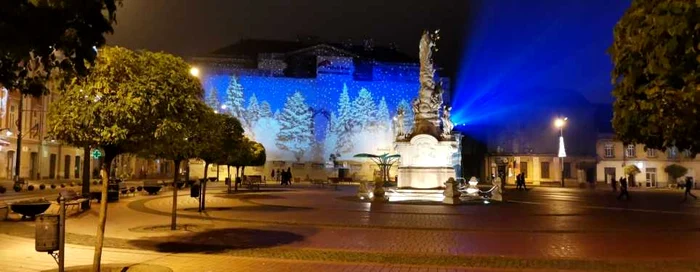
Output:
[596, 134, 700, 187]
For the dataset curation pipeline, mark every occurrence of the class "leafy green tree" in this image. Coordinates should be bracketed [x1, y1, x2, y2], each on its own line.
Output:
[145, 101, 209, 223]
[218, 115, 245, 193]
[241, 140, 266, 176]
[610, 1, 700, 155]
[47, 46, 203, 271]
[193, 112, 243, 211]
[1, 0, 120, 94]
[664, 164, 688, 184]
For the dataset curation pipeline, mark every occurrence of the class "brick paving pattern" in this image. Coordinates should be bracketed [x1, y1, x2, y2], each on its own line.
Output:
[2, 183, 700, 271]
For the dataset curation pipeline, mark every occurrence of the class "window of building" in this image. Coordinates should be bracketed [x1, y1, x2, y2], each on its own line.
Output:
[563, 162, 572, 178]
[646, 148, 657, 158]
[683, 149, 692, 158]
[625, 144, 636, 158]
[540, 162, 550, 179]
[604, 143, 614, 158]
[74, 156, 81, 179]
[646, 168, 657, 187]
[520, 162, 528, 178]
[668, 147, 678, 159]
[9, 105, 16, 131]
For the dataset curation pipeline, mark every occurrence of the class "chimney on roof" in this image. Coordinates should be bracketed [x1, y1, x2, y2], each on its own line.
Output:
[363, 39, 374, 51]
[343, 39, 353, 49]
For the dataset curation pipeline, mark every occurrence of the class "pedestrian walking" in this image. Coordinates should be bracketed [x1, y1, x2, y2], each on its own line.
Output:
[521, 174, 528, 191]
[683, 177, 697, 202]
[617, 177, 629, 200]
[515, 173, 521, 190]
[611, 178, 617, 192]
[271, 169, 275, 180]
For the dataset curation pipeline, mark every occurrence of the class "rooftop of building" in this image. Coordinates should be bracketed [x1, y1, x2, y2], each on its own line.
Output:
[204, 38, 418, 63]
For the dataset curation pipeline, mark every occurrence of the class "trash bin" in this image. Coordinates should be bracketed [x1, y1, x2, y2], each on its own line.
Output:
[35, 215, 59, 252]
[190, 184, 200, 198]
[0, 201, 8, 221]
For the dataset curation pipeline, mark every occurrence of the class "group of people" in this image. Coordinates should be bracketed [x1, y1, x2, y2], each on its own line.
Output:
[271, 168, 293, 186]
[515, 173, 528, 191]
[612, 176, 697, 201]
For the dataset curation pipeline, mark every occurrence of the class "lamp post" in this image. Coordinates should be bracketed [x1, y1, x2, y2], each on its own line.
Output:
[554, 117, 567, 187]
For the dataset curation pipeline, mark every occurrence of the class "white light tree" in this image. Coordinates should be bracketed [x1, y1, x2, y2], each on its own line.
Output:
[205, 87, 220, 110]
[276, 91, 314, 161]
[335, 84, 355, 154]
[260, 100, 273, 118]
[247, 93, 261, 125]
[224, 75, 246, 121]
[353, 87, 377, 131]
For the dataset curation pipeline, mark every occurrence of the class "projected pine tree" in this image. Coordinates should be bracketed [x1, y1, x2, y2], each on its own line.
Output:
[397, 99, 414, 133]
[224, 75, 245, 120]
[260, 101, 273, 118]
[334, 84, 355, 153]
[205, 87, 220, 110]
[377, 96, 390, 129]
[324, 112, 339, 158]
[276, 91, 314, 162]
[247, 93, 261, 124]
[353, 88, 377, 130]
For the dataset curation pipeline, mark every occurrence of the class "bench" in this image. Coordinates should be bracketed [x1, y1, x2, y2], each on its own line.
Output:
[58, 190, 89, 210]
[144, 180, 162, 195]
[242, 175, 262, 190]
[119, 183, 136, 197]
[327, 177, 353, 190]
[310, 179, 329, 187]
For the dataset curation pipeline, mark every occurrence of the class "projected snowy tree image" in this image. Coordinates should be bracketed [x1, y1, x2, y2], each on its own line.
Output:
[276, 91, 314, 161]
[200, 71, 418, 162]
[224, 75, 246, 123]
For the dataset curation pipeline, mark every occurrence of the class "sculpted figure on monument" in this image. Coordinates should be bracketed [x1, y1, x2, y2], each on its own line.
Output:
[441, 105, 453, 137]
[394, 108, 405, 139]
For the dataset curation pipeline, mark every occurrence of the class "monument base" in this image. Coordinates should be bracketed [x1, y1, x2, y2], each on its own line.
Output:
[395, 134, 458, 189]
[397, 167, 455, 189]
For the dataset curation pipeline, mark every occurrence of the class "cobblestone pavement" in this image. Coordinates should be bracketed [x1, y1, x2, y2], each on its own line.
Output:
[2, 183, 700, 271]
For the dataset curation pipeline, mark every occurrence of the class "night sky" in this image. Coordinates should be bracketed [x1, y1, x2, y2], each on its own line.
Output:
[108, 0, 630, 105]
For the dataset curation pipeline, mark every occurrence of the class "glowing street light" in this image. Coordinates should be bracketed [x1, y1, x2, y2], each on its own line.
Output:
[189, 67, 200, 77]
[220, 104, 227, 110]
[554, 117, 567, 187]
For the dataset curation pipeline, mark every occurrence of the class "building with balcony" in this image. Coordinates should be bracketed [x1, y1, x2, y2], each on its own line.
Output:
[596, 136, 699, 188]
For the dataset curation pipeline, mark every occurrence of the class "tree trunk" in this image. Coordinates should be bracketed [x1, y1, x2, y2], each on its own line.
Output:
[216, 164, 220, 181]
[227, 165, 231, 193]
[242, 166, 246, 177]
[171, 159, 181, 230]
[200, 162, 209, 212]
[92, 151, 115, 272]
[235, 166, 240, 191]
[81, 147, 91, 210]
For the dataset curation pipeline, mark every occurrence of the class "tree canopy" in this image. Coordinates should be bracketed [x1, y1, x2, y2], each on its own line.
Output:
[610, 1, 700, 155]
[48, 46, 204, 159]
[1, 0, 121, 95]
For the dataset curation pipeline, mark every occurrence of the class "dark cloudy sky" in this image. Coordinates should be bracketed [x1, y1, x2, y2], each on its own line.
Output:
[108, 0, 470, 71]
[108, 0, 629, 104]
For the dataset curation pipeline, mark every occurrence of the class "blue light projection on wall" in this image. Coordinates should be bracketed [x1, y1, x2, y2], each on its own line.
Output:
[201, 71, 420, 162]
[450, 0, 629, 127]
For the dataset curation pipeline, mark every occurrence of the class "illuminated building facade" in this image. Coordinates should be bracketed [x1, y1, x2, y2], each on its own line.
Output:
[190, 38, 451, 181]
